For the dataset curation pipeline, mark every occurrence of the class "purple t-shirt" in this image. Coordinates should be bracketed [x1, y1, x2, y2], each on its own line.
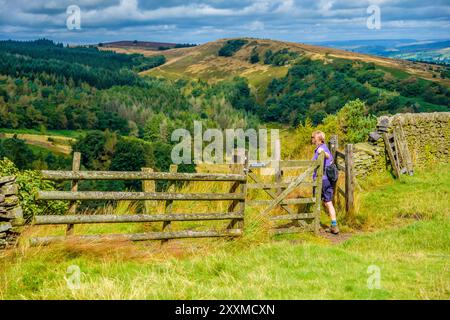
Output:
[312, 143, 333, 181]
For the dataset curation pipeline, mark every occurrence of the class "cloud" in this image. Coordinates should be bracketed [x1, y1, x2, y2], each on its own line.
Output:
[0, 0, 448, 43]
[247, 20, 265, 31]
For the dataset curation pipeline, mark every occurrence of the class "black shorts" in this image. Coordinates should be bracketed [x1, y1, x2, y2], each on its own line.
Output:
[321, 179, 334, 202]
[314, 179, 334, 202]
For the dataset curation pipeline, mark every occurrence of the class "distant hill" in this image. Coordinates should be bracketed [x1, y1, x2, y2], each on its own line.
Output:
[315, 39, 450, 64]
[99, 40, 196, 51]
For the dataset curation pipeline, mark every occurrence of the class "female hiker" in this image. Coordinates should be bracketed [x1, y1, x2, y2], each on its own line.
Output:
[311, 130, 339, 234]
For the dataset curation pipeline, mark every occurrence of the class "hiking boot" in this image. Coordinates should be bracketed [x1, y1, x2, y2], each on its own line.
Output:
[330, 225, 340, 235]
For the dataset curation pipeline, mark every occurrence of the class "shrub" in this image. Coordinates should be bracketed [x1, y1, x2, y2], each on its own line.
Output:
[249, 48, 260, 64]
[0, 158, 67, 221]
[337, 99, 376, 144]
[218, 39, 248, 57]
[0, 136, 35, 169]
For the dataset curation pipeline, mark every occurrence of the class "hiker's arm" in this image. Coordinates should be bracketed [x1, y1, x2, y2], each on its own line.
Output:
[317, 147, 330, 159]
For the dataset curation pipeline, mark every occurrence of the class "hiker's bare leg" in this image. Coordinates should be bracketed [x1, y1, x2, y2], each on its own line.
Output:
[324, 201, 336, 221]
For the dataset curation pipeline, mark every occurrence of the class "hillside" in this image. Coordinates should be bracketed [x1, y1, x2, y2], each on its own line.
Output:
[101, 38, 450, 116]
[103, 38, 450, 86]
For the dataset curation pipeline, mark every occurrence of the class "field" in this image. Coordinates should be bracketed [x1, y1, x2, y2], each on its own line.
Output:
[1, 164, 448, 299]
[1, 134, 74, 155]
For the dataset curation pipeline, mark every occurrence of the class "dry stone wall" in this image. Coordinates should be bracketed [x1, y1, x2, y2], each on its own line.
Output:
[388, 112, 449, 165]
[351, 112, 449, 178]
[0, 176, 23, 248]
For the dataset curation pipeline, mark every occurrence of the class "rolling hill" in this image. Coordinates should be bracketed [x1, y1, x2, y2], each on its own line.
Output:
[101, 38, 450, 86]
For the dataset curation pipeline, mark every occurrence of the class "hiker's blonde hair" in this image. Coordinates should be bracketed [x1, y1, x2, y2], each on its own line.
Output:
[312, 130, 325, 143]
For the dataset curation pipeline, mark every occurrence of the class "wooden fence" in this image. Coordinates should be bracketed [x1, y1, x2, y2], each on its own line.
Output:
[31, 152, 247, 246]
[29, 140, 353, 246]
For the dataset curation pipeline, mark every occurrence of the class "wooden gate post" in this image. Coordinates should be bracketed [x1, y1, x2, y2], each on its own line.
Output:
[141, 167, 155, 214]
[161, 164, 178, 244]
[329, 135, 338, 204]
[313, 153, 325, 234]
[66, 152, 80, 235]
[227, 150, 247, 232]
[274, 138, 282, 195]
[329, 135, 338, 160]
[344, 144, 355, 215]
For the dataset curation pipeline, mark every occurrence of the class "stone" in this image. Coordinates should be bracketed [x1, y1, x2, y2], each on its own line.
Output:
[11, 217, 25, 226]
[0, 222, 12, 233]
[0, 176, 16, 185]
[1, 206, 23, 220]
[3, 195, 19, 207]
[1, 184, 18, 195]
[0, 194, 4, 203]
[377, 116, 390, 132]
[368, 131, 382, 142]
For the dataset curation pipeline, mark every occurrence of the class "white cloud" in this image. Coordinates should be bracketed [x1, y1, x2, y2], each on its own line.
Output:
[0, 0, 449, 43]
[248, 20, 265, 31]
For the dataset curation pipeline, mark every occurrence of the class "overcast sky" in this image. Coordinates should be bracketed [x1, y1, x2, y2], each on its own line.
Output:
[0, 0, 449, 44]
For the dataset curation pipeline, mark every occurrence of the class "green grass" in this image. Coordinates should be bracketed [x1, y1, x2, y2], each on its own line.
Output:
[0, 164, 449, 299]
[354, 164, 450, 229]
[245, 66, 288, 103]
[27, 144, 71, 158]
[377, 65, 412, 80]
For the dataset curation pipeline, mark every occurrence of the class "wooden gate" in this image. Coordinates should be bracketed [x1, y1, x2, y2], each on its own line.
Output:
[247, 153, 325, 234]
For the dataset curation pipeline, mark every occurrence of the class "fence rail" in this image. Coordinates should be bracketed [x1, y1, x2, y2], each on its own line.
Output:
[30, 229, 242, 246]
[37, 191, 245, 201]
[41, 170, 246, 181]
[34, 212, 244, 225]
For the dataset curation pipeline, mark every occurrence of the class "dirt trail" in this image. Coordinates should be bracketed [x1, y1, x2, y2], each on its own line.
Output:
[319, 229, 354, 245]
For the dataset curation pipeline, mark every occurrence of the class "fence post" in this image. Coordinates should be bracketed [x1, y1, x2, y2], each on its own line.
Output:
[344, 144, 355, 216]
[161, 164, 178, 244]
[274, 138, 282, 195]
[329, 135, 338, 160]
[227, 152, 247, 232]
[313, 153, 325, 234]
[141, 167, 155, 214]
[329, 135, 338, 204]
[66, 152, 80, 235]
